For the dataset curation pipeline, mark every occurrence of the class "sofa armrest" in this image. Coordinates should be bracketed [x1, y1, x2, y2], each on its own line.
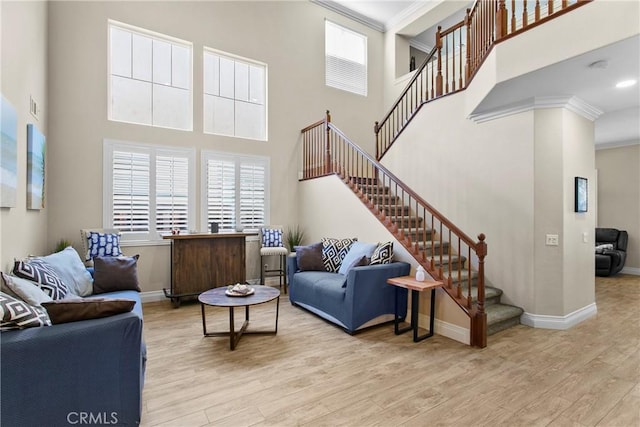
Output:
[287, 253, 298, 287]
[345, 262, 411, 328]
[602, 249, 627, 272]
[1, 312, 143, 426]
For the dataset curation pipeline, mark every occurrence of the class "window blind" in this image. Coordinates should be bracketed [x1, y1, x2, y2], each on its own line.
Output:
[203, 152, 268, 232]
[112, 150, 150, 232]
[325, 21, 367, 96]
[156, 155, 190, 232]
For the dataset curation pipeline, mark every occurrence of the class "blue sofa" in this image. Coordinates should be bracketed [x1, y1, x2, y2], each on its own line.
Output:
[287, 255, 410, 333]
[1, 289, 145, 427]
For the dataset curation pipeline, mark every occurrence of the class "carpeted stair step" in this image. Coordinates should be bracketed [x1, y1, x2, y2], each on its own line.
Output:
[486, 303, 524, 335]
[416, 240, 450, 257]
[357, 184, 389, 194]
[350, 177, 377, 185]
[379, 205, 410, 216]
[368, 194, 399, 205]
[389, 216, 423, 228]
[429, 254, 467, 270]
[398, 227, 435, 241]
[452, 285, 503, 306]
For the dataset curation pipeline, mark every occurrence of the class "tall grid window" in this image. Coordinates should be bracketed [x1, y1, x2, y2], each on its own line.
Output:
[201, 151, 268, 232]
[104, 140, 195, 241]
[108, 20, 193, 131]
[325, 20, 367, 96]
[203, 49, 267, 140]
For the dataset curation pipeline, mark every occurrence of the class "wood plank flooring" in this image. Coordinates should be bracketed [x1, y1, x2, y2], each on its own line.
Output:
[140, 275, 640, 426]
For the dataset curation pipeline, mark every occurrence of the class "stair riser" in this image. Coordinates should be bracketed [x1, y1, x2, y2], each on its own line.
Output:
[399, 229, 435, 241]
[390, 217, 423, 228]
[369, 195, 399, 204]
[416, 242, 450, 257]
[379, 206, 410, 216]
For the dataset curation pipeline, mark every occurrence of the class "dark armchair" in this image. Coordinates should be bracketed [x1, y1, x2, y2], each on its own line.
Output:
[595, 228, 628, 276]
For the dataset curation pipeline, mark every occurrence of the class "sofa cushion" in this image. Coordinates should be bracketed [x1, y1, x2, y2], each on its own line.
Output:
[13, 258, 69, 300]
[40, 247, 94, 296]
[295, 242, 325, 271]
[338, 241, 378, 275]
[42, 298, 135, 324]
[85, 231, 123, 261]
[0, 291, 51, 330]
[293, 271, 347, 289]
[322, 237, 357, 273]
[93, 255, 141, 294]
[1, 273, 52, 306]
[371, 241, 394, 265]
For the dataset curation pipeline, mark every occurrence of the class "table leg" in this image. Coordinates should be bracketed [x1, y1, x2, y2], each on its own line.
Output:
[229, 307, 235, 350]
[201, 303, 207, 335]
[413, 288, 436, 342]
[394, 287, 412, 335]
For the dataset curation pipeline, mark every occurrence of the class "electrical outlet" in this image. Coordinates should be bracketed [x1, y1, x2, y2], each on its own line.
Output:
[545, 234, 559, 246]
[29, 95, 39, 120]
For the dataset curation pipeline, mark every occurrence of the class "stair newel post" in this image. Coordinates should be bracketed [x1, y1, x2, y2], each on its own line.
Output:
[435, 26, 443, 97]
[325, 110, 332, 175]
[471, 233, 487, 348]
[374, 121, 380, 160]
[496, 0, 508, 40]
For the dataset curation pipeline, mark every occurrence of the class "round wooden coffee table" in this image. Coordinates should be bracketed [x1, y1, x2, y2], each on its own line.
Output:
[198, 285, 280, 350]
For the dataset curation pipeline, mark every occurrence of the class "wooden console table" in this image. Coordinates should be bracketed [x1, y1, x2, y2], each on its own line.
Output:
[162, 232, 257, 307]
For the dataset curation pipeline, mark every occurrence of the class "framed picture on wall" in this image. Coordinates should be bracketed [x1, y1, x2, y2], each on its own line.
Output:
[575, 176, 588, 213]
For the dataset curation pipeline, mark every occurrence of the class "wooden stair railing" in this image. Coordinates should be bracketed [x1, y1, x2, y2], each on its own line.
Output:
[375, 0, 590, 160]
[302, 112, 488, 348]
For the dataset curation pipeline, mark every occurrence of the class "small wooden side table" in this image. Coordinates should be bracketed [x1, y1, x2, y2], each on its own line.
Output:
[387, 276, 444, 342]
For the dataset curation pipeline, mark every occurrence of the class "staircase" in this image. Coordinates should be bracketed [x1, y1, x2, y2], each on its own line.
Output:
[352, 177, 523, 337]
[298, 2, 589, 346]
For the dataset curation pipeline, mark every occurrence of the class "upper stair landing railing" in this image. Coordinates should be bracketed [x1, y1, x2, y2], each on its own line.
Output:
[302, 112, 488, 348]
[375, 0, 590, 160]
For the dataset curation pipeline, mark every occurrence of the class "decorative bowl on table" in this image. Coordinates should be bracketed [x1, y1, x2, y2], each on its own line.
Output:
[225, 283, 255, 297]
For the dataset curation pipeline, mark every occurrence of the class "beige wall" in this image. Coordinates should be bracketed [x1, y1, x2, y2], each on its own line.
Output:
[1, 1, 49, 271]
[596, 143, 640, 270]
[41, 1, 384, 292]
[382, 92, 537, 313]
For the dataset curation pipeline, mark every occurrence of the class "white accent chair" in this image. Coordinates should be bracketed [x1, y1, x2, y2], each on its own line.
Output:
[259, 226, 288, 294]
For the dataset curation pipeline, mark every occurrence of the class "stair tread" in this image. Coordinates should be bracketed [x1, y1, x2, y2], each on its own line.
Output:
[486, 303, 524, 325]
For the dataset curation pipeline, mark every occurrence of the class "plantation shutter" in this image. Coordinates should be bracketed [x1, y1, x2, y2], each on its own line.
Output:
[112, 150, 150, 232]
[239, 161, 266, 230]
[156, 155, 190, 232]
[206, 158, 236, 230]
[325, 20, 367, 96]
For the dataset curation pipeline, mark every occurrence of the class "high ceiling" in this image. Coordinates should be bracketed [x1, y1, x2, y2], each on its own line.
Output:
[317, 0, 640, 147]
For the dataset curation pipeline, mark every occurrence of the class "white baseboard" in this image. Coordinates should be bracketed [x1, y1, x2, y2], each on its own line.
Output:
[621, 267, 640, 276]
[520, 303, 597, 330]
[140, 290, 166, 303]
[409, 310, 470, 345]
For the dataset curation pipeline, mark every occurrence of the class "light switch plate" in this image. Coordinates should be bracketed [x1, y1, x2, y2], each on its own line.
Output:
[546, 234, 559, 246]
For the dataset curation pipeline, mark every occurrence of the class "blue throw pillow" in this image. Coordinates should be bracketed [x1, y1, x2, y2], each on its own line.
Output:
[261, 228, 284, 247]
[338, 241, 378, 275]
[86, 232, 122, 261]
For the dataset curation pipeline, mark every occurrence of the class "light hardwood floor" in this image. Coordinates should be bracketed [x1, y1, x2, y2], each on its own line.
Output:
[140, 275, 639, 427]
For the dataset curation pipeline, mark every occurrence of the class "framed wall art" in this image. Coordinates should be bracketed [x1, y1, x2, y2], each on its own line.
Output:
[574, 176, 588, 213]
[27, 124, 46, 210]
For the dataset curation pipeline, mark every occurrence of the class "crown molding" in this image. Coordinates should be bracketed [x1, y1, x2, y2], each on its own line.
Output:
[469, 96, 604, 123]
[386, 1, 434, 32]
[409, 39, 432, 54]
[311, 0, 385, 32]
[595, 139, 640, 151]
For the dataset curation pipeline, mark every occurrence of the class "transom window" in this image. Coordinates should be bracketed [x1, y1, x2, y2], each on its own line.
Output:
[108, 20, 193, 131]
[203, 49, 267, 141]
[325, 20, 367, 96]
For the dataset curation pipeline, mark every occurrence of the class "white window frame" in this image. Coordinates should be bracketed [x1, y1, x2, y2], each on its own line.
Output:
[108, 20, 194, 131]
[103, 139, 196, 242]
[203, 47, 268, 141]
[200, 150, 270, 232]
[325, 20, 368, 96]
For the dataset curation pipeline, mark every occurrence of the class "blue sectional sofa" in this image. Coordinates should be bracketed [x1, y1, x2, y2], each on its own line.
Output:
[1, 263, 145, 427]
[287, 255, 410, 333]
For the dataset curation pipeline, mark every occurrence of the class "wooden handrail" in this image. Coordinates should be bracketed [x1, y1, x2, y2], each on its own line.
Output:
[302, 114, 488, 347]
[375, 0, 590, 161]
